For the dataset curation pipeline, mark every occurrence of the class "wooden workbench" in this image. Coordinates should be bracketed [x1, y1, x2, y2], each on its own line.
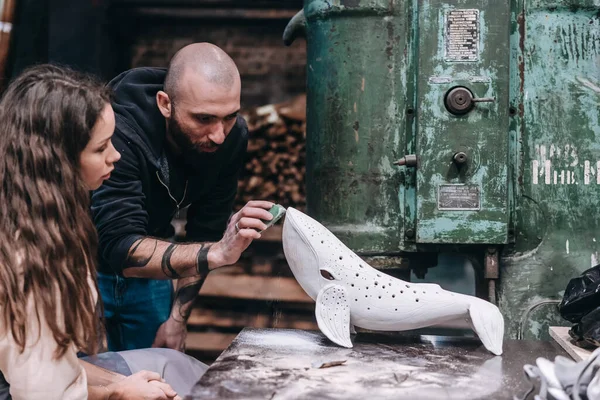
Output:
[187, 328, 569, 400]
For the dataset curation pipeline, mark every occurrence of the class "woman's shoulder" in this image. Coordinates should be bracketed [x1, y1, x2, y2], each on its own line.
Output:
[0, 297, 87, 399]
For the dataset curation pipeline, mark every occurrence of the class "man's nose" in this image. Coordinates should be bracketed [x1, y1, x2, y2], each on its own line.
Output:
[208, 122, 226, 145]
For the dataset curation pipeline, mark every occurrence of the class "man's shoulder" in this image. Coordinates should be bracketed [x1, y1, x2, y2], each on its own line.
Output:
[226, 115, 249, 159]
[234, 114, 249, 140]
[108, 67, 168, 164]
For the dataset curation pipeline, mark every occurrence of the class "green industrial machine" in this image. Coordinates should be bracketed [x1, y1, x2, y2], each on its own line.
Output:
[284, 0, 600, 340]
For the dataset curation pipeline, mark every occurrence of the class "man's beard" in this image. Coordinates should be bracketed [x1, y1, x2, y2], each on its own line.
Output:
[167, 113, 220, 169]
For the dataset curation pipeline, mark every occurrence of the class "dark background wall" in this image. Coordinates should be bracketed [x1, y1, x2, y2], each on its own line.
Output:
[9, 0, 307, 108]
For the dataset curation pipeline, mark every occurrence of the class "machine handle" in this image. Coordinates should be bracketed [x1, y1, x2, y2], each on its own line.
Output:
[283, 9, 306, 46]
[445, 87, 496, 115]
[393, 154, 417, 167]
[472, 97, 496, 103]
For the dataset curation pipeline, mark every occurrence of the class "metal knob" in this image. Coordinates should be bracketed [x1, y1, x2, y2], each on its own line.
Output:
[393, 154, 417, 167]
[453, 152, 468, 166]
[445, 87, 496, 115]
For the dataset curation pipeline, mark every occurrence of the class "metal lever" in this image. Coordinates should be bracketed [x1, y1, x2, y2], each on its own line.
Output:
[472, 97, 496, 103]
[445, 87, 496, 115]
[393, 154, 417, 167]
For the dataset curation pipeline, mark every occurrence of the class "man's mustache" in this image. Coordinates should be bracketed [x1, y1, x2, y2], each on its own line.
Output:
[195, 142, 219, 151]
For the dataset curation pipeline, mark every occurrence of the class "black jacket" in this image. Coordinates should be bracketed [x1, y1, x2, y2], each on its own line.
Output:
[91, 67, 248, 275]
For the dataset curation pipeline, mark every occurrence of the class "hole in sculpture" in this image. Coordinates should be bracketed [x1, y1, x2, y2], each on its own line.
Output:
[320, 270, 335, 280]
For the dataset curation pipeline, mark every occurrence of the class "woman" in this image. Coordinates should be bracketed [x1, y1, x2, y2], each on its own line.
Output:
[0, 64, 206, 399]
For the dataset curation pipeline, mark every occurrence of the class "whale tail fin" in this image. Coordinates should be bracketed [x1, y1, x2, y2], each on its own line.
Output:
[468, 299, 504, 356]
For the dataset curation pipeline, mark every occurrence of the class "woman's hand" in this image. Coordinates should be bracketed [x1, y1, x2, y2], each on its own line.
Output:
[106, 370, 181, 400]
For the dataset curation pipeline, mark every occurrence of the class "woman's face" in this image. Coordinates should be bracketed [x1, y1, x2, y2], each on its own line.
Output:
[79, 104, 121, 190]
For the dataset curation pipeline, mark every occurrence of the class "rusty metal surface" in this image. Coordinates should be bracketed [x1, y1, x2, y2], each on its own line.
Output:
[414, 0, 511, 244]
[295, 0, 600, 341]
[188, 328, 569, 400]
[302, 0, 410, 253]
[499, 0, 600, 340]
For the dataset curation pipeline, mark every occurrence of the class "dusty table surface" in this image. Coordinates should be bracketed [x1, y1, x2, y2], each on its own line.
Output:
[187, 328, 568, 400]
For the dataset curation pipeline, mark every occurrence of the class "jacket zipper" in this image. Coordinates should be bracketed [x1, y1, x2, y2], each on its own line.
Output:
[156, 171, 188, 218]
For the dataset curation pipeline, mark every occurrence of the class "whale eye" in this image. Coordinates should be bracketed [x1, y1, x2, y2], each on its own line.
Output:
[320, 269, 335, 281]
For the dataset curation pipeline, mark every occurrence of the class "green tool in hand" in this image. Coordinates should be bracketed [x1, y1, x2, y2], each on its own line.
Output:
[261, 204, 286, 232]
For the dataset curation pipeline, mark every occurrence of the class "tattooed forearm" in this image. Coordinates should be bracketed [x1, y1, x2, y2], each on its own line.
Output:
[126, 238, 158, 267]
[170, 244, 212, 319]
[196, 243, 212, 275]
[122, 237, 217, 280]
[171, 275, 207, 323]
[161, 243, 181, 278]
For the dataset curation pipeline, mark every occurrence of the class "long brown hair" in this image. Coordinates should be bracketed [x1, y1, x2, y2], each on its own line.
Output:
[0, 64, 111, 358]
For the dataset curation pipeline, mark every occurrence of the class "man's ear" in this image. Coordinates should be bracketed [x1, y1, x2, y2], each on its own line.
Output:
[156, 91, 172, 118]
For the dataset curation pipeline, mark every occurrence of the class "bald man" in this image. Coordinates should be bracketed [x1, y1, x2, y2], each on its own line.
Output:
[91, 43, 274, 351]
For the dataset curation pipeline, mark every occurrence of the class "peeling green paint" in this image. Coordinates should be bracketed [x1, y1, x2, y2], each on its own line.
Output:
[304, 0, 408, 253]
[415, 0, 510, 244]
[500, 0, 600, 340]
[300, 0, 600, 339]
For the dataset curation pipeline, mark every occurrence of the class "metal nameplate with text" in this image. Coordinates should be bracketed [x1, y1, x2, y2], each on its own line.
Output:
[438, 184, 480, 211]
[445, 9, 479, 62]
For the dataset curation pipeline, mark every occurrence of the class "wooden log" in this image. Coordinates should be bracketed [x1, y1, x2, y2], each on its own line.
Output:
[237, 95, 306, 210]
[0, 0, 16, 88]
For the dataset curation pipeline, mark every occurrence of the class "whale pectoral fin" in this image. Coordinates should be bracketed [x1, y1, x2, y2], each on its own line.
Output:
[315, 284, 353, 348]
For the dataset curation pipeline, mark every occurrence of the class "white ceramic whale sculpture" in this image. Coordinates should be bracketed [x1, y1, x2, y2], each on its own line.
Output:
[282, 207, 504, 356]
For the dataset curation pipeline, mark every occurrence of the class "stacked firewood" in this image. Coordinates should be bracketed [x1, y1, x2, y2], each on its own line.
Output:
[236, 94, 306, 211]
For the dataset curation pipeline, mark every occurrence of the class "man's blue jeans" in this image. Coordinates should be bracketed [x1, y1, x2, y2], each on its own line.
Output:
[97, 272, 173, 351]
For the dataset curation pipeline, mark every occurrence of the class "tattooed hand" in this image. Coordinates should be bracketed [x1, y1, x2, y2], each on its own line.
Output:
[211, 200, 274, 267]
[152, 317, 187, 352]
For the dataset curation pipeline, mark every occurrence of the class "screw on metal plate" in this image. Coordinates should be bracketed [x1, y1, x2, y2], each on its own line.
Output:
[393, 154, 417, 167]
